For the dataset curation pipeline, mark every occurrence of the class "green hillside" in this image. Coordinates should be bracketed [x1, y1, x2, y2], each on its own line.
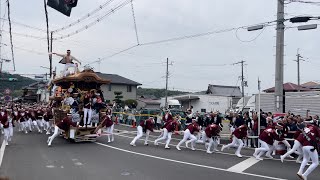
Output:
[137, 87, 188, 99]
[0, 73, 36, 97]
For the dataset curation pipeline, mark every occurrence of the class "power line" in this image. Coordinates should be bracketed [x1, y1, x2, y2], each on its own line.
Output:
[139, 20, 279, 46]
[1, 43, 47, 55]
[130, 0, 140, 45]
[287, 0, 320, 5]
[53, 0, 132, 40]
[235, 26, 267, 43]
[1, 30, 46, 40]
[0, 18, 47, 32]
[52, 0, 115, 33]
[7, 0, 15, 71]
[87, 44, 139, 65]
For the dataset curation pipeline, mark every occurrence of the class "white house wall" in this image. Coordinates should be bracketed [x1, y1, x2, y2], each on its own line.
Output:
[100, 84, 137, 101]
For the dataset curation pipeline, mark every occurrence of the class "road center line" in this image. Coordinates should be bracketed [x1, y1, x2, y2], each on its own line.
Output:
[227, 157, 261, 173]
[95, 142, 287, 180]
[0, 140, 6, 168]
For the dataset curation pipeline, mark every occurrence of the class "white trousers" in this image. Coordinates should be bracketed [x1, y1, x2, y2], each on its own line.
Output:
[130, 126, 150, 145]
[282, 140, 303, 160]
[44, 121, 52, 133]
[8, 126, 13, 141]
[32, 120, 40, 132]
[298, 146, 319, 178]
[63, 63, 77, 76]
[177, 129, 197, 149]
[270, 139, 291, 155]
[255, 139, 272, 158]
[197, 131, 219, 152]
[27, 119, 33, 131]
[224, 136, 244, 155]
[106, 124, 114, 142]
[21, 121, 29, 133]
[48, 126, 62, 146]
[37, 119, 44, 128]
[17, 121, 22, 131]
[4, 128, 10, 143]
[83, 108, 92, 125]
[155, 128, 172, 147]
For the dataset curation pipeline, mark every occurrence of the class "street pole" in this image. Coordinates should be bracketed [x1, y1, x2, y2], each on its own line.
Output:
[0, 0, 2, 72]
[294, 49, 304, 92]
[275, 0, 285, 113]
[49, 31, 53, 96]
[50, 31, 53, 78]
[165, 58, 169, 110]
[233, 60, 246, 112]
[241, 60, 245, 111]
[258, 77, 261, 136]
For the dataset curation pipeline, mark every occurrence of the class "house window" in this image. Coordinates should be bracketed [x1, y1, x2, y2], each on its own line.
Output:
[201, 109, 206, 113]
[127, 85, 132, 92]
[108, 84, 112, 91]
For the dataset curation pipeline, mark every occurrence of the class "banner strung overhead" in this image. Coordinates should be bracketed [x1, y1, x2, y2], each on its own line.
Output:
[47, 0, 78, 17]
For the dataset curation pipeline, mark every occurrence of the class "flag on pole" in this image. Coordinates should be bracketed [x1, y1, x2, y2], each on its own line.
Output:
[47, 0, 78, 17]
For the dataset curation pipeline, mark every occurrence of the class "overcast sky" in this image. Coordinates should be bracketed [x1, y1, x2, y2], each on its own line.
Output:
[1, 0, 320, 95]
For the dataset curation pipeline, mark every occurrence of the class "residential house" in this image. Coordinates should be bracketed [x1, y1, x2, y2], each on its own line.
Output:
[264, 82, 310, 93]
[136, 96, 161, 109]
[21, 80, 49, 102]
[96, 73, 142, 101]
[162, 84, 242, 113]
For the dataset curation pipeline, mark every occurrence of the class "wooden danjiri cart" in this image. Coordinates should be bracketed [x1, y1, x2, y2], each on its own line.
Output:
[50, 69, 110, 142]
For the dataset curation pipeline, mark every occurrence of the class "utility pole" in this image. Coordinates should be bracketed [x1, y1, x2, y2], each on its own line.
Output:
[50, 31, 53, 78]
[164, 58, 173, 110]
[294, 49, 304, 92]
[0, 1, 2, 72]
[165, 58, 169, 110]
[233, 60, 246, 112]
[258, 77, 261, 136]
[274, 0, 285, 113]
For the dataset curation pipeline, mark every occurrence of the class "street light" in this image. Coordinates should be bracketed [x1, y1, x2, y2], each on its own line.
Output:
[247, 25, 264, 31]
[297, 24, 317, 31]
[247, 15, 319, 113]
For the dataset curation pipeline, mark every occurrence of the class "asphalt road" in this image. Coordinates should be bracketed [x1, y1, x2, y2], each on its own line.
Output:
[0, 124, 320, 180]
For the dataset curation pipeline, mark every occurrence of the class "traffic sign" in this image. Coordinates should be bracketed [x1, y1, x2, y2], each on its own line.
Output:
[4, 89, 11, 95]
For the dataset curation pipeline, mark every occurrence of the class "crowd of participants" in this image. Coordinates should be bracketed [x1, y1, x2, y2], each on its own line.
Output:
[127, 108, 320, 180]
[0, 102, 54, 146]
[1, 102, 319, 180]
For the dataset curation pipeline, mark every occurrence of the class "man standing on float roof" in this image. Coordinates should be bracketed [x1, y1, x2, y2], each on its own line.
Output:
[50, 49, 81, 76]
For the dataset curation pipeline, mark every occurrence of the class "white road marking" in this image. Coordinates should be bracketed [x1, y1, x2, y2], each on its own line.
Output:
[74, 162, 83, 166]
[46, 165, 55, 168]
[116, 133, 238, 156]
[227, 157, 261, 173]
[113, 130, 298, 163]
[0, 140, 6, 167]
[95, 142, 287, 180]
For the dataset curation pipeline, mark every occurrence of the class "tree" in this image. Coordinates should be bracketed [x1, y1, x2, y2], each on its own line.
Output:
[113, 91, 123, 106]
[124, 99, 138, 109]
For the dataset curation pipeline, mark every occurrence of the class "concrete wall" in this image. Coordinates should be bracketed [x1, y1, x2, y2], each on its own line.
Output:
[101, 84, 137, 101]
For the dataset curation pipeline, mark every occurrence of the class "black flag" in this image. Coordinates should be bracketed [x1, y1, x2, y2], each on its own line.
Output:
[47, 0, 78, 17]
